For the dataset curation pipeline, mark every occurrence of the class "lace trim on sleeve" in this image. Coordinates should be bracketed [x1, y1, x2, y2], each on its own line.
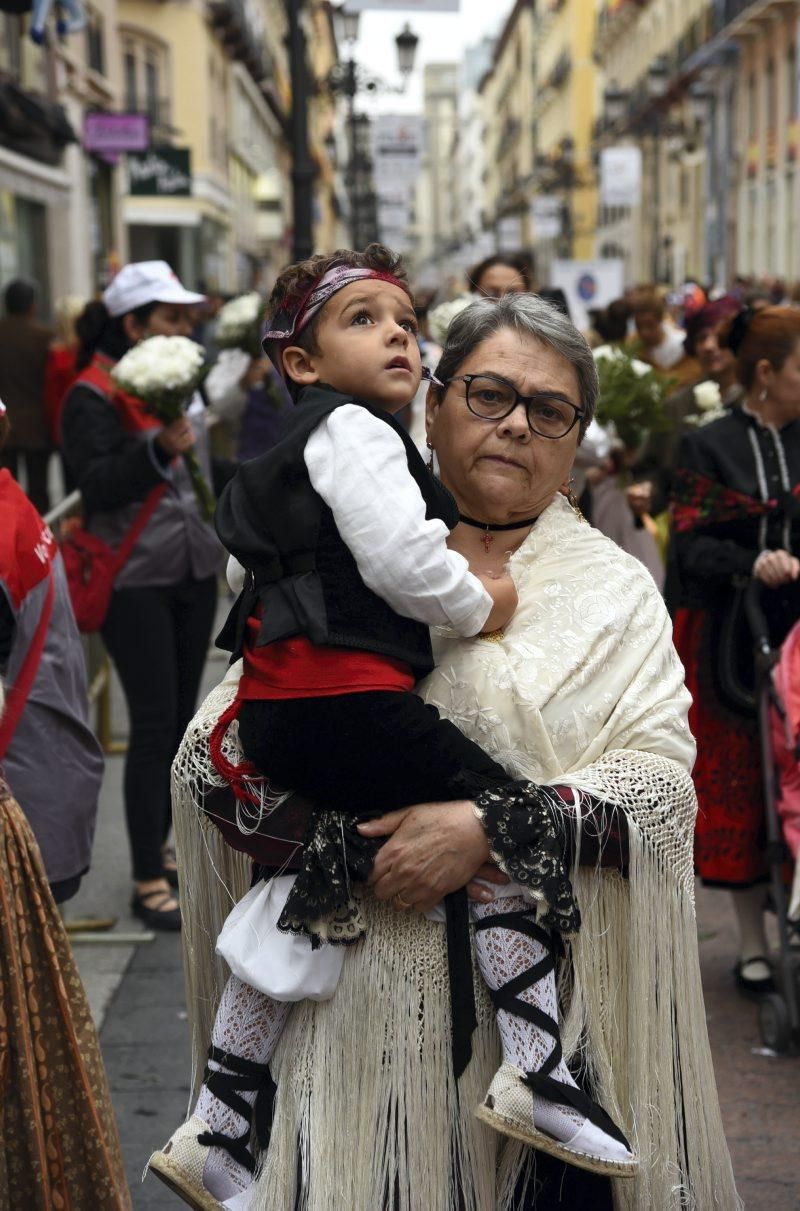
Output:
[473, 782, 581, 936]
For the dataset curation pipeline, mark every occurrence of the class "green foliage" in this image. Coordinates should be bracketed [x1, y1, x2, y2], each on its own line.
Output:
[594, 350, 673, 450]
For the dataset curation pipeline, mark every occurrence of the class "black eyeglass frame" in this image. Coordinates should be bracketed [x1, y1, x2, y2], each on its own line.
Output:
[445, 373, 586, 439]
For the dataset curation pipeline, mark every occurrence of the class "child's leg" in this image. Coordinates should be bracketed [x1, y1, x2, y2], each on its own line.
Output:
[150, 974, 290, 1204]
[471, 896, 634, 1172]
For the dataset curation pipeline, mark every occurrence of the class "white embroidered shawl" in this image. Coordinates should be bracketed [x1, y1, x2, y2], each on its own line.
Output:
[173, 493, 740, 1211]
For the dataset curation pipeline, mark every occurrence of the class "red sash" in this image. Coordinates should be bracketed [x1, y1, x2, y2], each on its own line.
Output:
[0, 473, 58, 756]
[74, 352, 160, 433]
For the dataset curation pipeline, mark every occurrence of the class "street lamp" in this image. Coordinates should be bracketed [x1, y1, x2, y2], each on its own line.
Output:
[395, 24, 419, 79]
[333, 4, 360, 46]
[328, 15, 420, 247]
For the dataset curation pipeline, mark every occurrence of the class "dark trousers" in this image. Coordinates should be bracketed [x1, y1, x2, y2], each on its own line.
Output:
[102, 576, 217, 880]
[1, 448, 51, 516]
[238, 690, 512, 819]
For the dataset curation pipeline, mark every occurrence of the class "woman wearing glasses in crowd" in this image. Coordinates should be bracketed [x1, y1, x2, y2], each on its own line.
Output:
[166, 288, 737, 1211]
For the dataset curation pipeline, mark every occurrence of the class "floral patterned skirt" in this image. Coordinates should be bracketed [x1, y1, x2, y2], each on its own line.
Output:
[673, 608, 767, 886]
[0, 786, 131, 1209]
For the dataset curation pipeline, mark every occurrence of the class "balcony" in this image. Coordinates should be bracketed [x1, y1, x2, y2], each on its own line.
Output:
[208, 0, 273, 85]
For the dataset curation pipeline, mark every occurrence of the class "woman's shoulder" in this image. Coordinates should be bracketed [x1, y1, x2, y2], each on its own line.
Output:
[518, 495, 666, 612]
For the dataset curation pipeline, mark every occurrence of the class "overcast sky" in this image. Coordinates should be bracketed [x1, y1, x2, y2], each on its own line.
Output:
[341, 0, 515, 116]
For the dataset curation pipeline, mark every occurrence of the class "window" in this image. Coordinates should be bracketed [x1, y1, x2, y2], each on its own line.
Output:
[766, 56, 777, 132]
[145, 56, 159, 125]
[788, 41, 798, 121]
[124, 49, 137, 110]
[747, 71, 757, 139]
[85, 6, 105, 76]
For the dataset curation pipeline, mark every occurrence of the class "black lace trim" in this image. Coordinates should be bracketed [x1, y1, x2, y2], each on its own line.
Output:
[277, 810, 379, 947]
[474, 783, 581, 935]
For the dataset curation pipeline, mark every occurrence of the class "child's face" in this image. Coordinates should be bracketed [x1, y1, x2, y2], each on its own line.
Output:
[284, 280, 422, 412]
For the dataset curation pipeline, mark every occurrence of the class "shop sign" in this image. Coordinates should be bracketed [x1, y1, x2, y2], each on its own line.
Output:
[599, 146, 641, 208]
[343, 1, 458, 11]
[84, 112, 149, 154]
[128, 147, 192, 196]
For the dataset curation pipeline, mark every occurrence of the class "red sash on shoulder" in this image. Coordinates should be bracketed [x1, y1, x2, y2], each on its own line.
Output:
[0, 470, 57, 607]
[0, 472, 57, 757]
[73, 352, 159, 434]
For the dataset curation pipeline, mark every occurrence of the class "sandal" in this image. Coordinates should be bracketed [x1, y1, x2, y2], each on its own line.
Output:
[162, 845, 180, 890]
[132, 887, 182, 931]
[148, 1047, 275, 1207]
[473, 909, 637, 1179]
[734, 955, 775, 996]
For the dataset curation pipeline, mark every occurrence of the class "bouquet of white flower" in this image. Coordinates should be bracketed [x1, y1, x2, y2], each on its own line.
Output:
[215, 292, 264, 358]
[427, 295, 473, 348]
[112, 335, 215, 520]
[592, 344, 671, 450]
[687, 379, 725, 427]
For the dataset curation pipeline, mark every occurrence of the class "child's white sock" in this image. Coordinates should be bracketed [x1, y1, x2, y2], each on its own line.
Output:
[195, 975, 290, 1200]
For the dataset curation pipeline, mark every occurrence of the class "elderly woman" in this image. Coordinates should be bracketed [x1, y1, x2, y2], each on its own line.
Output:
[169, 295, 738, 1210]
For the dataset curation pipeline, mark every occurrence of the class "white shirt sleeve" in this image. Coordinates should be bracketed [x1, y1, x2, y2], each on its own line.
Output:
[304, 405, 492, 636]
[226, 554, 246, 594]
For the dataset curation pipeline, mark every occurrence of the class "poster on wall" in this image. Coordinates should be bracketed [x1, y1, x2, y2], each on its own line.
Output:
[551, 259, 625, 333]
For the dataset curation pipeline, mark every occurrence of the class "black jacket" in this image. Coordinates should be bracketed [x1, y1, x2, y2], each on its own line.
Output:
[666, 405, 800, 711]
[216, 384, 458, 680]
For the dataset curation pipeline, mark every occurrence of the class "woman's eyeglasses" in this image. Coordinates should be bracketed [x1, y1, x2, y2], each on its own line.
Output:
[444, 373, 585, 440]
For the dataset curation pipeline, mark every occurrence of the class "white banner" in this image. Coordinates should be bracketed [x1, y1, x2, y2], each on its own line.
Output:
[530, 196, 562, 240]
[373, 114, 423, 252]
[550, 259, 625, 333]
[344, 1, 459, 10]
[599, 146, 642, 209]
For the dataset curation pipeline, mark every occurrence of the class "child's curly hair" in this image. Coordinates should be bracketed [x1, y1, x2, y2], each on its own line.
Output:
[268, 243, 411, 357]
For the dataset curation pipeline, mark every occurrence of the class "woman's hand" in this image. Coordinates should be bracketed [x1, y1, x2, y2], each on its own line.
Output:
[156, 416, 196, 457]
[753, 548, 800, 588]
[358, 800, 492, 914]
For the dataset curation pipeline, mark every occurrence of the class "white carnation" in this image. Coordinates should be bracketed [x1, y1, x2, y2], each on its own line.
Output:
[112, 335, 206, 400]
[693, 380, 722, 411]
[216, 292, 263, 345]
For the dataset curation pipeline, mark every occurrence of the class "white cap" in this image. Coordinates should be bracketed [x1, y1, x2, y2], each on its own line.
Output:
[103, 261, 205, 317]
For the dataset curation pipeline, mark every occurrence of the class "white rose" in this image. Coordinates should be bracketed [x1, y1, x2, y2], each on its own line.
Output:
[693, 380, 722, 411]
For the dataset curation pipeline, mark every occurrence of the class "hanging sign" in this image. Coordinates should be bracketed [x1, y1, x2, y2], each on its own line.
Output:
[530, 196, 562, 240]
[128, 146, 192, 196]
[84, 112, 150, 154]
[551, 259, 625, 333]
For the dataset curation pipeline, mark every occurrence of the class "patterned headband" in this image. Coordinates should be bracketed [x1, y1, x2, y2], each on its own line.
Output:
[263, 265, 411, 375]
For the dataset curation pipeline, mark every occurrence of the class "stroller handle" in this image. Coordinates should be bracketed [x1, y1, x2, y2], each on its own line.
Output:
[744, 579, 771, 654]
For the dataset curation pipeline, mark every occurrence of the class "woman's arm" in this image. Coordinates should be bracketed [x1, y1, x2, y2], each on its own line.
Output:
[671, 432, 760, 583]
[62, 385, 172, 513]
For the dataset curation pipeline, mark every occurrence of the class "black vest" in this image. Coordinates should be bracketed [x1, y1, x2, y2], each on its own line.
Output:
[216, 384, 458, 680]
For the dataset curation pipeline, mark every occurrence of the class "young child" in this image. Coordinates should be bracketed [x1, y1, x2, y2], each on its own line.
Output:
[149, 246, 634, 1208]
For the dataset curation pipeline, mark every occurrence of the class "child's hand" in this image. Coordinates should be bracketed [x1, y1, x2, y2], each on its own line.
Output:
[478, 571, 518, 632]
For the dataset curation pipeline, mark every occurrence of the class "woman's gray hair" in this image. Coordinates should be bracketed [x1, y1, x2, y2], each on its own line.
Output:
[433, 294, 599, 435]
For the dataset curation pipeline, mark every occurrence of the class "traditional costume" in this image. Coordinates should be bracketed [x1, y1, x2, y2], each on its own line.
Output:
[668, 403, 800, 886]
[148, 268, 635, 1207]
[171, 493, 739, 1210]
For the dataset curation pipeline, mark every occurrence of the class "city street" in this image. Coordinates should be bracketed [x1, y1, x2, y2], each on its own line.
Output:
[64, 652, 800, 1211]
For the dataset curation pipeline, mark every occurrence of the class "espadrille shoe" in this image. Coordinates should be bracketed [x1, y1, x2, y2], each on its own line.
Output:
[147, 1115, 229, 1210]
[476, 1061, 637, 1178]
[472, 906, 637, 1180]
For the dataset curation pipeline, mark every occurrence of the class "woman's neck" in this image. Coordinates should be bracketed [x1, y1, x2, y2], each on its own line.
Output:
[447, 500, 551, 570]
[745, 391, 795, 430]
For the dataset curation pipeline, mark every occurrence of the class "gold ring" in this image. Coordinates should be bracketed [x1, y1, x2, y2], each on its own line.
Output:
[395, 892, 412, 910]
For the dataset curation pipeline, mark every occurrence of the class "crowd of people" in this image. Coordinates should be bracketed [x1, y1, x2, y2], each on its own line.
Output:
[0, 242, 798, 1208]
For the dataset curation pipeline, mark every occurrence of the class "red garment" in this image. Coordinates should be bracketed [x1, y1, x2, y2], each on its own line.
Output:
[0, 468, 56, 607]
[673, 607, 766, 886]
[72, 353, 160, 434]
[43, 344, 78, 444]
[239, 612, 415, 700]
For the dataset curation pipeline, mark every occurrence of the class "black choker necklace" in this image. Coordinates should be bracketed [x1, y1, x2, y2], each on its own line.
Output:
[458, 513, 537, 553]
